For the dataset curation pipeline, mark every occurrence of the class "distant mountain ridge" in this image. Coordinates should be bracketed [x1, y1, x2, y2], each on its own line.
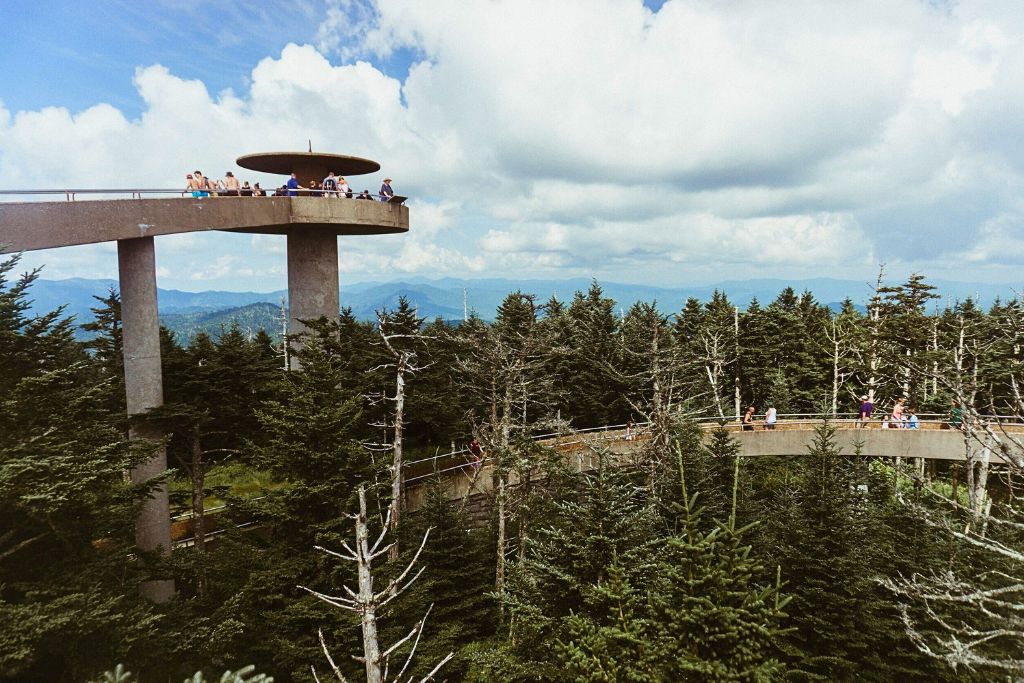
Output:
[25, 275, 1022, 342]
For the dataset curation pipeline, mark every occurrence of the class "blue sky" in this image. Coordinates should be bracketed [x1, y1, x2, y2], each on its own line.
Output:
[3, 0, 1024, 292]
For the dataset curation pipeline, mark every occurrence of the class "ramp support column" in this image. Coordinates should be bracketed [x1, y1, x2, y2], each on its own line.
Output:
[287, 228, 340, 366]
[118, 236, 175, 602]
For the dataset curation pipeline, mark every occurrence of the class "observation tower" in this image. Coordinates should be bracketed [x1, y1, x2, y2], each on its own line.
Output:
[0, 150, 409, 601]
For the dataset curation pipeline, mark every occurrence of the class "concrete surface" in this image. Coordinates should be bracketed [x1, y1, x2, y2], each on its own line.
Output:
[287, 228, 341, 357]
[405, 422, 1016, 513]
[0, 196, 408, 252]
[236, 151, 380, 186]
[118, 237, 174, 602]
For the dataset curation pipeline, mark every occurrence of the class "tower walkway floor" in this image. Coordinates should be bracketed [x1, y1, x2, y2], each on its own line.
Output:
[0, 194, 408, 252]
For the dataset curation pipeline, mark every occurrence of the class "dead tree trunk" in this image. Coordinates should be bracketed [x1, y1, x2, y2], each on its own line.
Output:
[733, 306, 741, 421]
[300, 486, 452, 683]
[387, 359, 406, 561]
[189, 432, 207, 596]
[355, 491, 384, 683]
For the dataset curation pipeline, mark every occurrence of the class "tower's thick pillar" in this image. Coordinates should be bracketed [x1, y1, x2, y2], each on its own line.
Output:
[117, 236, 175, 602]
[287, 228, 340, 366]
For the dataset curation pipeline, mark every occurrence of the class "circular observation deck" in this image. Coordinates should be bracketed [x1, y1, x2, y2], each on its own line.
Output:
[236, 151, 380, 187]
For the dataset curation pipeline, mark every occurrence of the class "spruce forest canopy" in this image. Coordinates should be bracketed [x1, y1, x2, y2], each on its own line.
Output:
[3, 251, 1024, 681]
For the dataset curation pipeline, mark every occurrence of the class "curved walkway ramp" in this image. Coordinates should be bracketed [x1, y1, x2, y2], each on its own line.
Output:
[727, 419, 1002, 461]
[404, 416, 1023, 517]
[0, 194, 407, 251]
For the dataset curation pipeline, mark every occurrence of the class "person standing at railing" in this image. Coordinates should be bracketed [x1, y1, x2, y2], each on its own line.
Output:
[286, 172, 300, 197]
[858, 395, 874, 428]
[338, 177, 352, 198]
[252, 182, 265, 197]
[186, 173, 200, 198]
[323, 172, 339, 197]
[907, 409, 919, 429]
[742, 405, 756, 431]
[379, 177, 394, 201]
[892, 398, 906, 428]
[625, 420, 634, 441]
[764, 404, 777, 430]
[948, 400, 963, 431]
[468, 437, 484, 471]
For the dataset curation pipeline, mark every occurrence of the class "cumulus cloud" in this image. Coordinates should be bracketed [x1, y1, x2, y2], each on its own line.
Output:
[4, 0, 1024, 289]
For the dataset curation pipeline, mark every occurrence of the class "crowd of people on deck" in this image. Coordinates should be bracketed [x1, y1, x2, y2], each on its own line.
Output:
[858, 395, 925, 429]
[185, 169, 397, 201]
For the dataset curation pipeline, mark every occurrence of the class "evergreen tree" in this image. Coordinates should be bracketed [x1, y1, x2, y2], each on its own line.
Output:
[0, 255, 161, 681]
[561, 282, 624, 426]
[81, 287, 126, 415]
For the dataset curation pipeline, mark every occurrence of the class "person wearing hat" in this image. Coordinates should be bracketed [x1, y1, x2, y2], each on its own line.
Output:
[858, 395, 874, 428]
[223, 171, 240, 196]
[379, 176, 394, 202]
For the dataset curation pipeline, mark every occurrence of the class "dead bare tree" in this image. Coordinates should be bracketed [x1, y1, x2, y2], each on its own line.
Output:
[822, 315, 858, 417]
[451, 297, 564, 623]
[612, 306, 710, 489]
[370, 307, 432, 560]
[878, 297, 1024, 674]
[699, 327, 732, 420]
[299, 486, 452, 683]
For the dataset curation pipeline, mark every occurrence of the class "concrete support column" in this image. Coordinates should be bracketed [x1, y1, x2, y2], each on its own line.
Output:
[287, 228, 340, 365]
[117, 237, 175, 602]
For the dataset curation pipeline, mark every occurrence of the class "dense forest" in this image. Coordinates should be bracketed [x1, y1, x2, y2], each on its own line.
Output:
[3, 250, 1024, 682]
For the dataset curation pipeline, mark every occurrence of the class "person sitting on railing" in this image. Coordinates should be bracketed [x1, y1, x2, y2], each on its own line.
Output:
[764, 404, 777, 430]
[224, 171, 241, 196]
[742, 405, 756, 431]
[338, 177, 352, 198]
[193, 170, 211, 198]
[379, 177, 394, 201]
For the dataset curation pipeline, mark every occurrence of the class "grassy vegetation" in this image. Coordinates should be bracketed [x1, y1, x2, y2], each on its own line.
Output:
[168, 462, 288, 514]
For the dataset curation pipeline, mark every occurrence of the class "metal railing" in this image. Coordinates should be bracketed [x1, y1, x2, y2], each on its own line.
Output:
[400, 412, 1024, 485]
[0, 188, 405, 202]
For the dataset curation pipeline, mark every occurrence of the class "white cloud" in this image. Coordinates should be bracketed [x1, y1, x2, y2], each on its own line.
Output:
[5, 0, 1024, 289]
[961, 212, 1024, 264]
[189, 254, 239, 281]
